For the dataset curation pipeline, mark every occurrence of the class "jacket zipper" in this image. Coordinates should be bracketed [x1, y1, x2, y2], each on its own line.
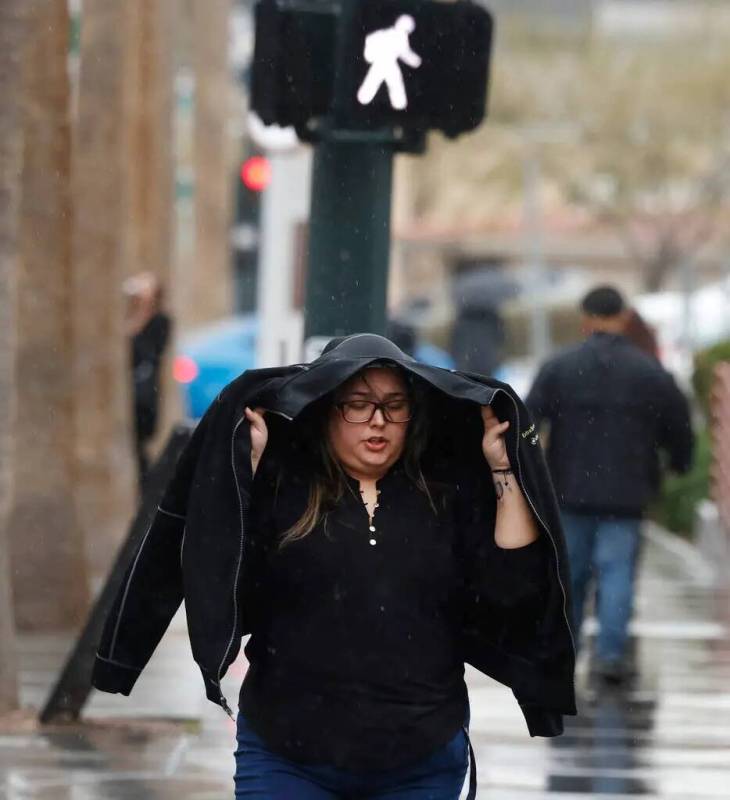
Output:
[214, 414, 248, 719]
[492, 388, 577, 658]
[214, 367, 309, 715]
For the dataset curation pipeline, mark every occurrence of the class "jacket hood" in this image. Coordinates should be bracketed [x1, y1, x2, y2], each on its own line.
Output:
[320, 333, 414, 360]
[257, 333, 501, 421]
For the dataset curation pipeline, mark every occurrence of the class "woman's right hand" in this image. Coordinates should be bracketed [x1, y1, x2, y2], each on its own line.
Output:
[245, 407, 268, 475]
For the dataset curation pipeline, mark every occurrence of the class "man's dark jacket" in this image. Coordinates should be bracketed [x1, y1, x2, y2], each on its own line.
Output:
[92, 334, 576, 736]
[526, 332, 694, 516]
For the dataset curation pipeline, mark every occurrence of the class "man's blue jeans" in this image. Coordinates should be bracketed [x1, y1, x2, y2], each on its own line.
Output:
[561, 511, 641, 663]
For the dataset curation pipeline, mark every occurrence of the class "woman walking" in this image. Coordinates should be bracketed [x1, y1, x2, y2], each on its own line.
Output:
[93, 334, 576, 799]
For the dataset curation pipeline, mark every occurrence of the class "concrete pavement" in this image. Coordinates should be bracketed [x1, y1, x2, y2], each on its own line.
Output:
[2, 523, 729, 799]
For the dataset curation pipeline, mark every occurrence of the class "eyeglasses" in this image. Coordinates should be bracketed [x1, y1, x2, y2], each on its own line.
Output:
[335, 399, 412, 424]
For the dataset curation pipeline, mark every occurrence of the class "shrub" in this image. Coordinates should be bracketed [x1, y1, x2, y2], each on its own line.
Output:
[692, 339, 730, 419]
[652, 339, 730, 537]
[650, 428, 712, 537]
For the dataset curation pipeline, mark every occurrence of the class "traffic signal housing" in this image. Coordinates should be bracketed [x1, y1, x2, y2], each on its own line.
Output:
[250, 0, 493, 142]
[251, 0, 336, 135]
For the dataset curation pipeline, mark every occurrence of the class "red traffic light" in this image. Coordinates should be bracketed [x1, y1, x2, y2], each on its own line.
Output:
[240, 156, 271, 192]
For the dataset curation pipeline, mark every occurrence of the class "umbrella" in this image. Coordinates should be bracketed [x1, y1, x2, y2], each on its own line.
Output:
[451, 268, 520, 313]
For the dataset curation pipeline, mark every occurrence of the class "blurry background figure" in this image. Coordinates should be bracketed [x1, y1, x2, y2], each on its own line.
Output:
[449, 263, 519, 376]
[624, 307, 660, 362]
[385, 318, 455, 369]
[526, 285, 694, 684]
[124, 272, 172, 491]
[385, 319, 417, 357]
[450, 306, 505, 375]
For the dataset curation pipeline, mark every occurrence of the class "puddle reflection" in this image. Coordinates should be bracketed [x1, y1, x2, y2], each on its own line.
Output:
[548, 686, 656, 795]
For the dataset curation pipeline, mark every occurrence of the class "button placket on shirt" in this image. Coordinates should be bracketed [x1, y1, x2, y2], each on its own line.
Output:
[360, 488, 381, 546]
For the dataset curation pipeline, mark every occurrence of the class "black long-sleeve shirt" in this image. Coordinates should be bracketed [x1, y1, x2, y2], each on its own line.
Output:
[239, 459, 547, 771]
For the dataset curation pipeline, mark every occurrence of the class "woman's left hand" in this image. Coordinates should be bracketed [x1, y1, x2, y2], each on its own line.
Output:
[481, 406, 511, 470]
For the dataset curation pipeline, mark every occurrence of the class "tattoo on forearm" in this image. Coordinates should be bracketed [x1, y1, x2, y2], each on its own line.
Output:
[492, 468, 513, 501]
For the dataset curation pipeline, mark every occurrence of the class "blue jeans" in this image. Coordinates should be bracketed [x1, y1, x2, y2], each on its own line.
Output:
[561, 511, 641, 663]
[233, 713, 469, 799]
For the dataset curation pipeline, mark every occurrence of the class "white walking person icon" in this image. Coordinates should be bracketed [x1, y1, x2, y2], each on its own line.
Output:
[357, 15, 422, 111]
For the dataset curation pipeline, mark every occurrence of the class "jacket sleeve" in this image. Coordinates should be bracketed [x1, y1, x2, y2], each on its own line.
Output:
[520, 705, 564, 737]
[92, 401, 216, 695]
[656, 371, 694, 475]
[457, 469, 549, 616]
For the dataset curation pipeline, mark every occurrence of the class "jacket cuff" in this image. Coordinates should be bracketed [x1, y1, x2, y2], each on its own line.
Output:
[200, 665, 225, 707]
[91, 654, 142, 696]
[520, 705, 564, 737]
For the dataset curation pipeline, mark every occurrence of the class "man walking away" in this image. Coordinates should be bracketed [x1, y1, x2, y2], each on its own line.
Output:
[526, 286, 693, 683]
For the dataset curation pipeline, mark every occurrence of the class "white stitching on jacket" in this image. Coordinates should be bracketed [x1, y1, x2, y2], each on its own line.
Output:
[108, 519, 155, 660]
[158, 506, 186, 521]
[180, 526, 186, 569]
[95, 652, 142, 672]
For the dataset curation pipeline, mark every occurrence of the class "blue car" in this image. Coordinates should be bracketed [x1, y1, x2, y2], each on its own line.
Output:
[174, 315, 455, 420]
[174, 315, 258, 419]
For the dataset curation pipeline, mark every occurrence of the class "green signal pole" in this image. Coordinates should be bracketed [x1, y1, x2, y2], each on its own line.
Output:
[304, 0, 395, 340]
[305, 141, 392, 338]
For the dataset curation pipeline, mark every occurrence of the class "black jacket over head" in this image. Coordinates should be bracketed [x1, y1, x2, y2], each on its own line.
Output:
[526, 332, 694, 517]
[92, 334, 576, 737]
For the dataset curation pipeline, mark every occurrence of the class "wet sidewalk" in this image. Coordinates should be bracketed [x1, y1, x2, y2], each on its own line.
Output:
[2, 523, 729, 799]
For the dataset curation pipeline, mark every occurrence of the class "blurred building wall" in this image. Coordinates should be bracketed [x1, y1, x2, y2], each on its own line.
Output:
[72, 0, 138, 579]
[482, 0, 595, 32]
[184, 0, 235, 328]
[9, 0, 89, 630]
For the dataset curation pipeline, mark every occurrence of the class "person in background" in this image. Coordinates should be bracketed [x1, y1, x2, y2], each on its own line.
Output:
[386, 318, 456, 369]
[385, 319, 417, 357]
[624, 307, 660, 361]
[450, 305, 505, 377]
[124, 272, 171, 491]
[526, 286, 694, 683]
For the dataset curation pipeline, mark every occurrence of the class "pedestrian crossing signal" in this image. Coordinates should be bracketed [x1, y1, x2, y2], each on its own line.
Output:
[251, 0, 493, 141]
[347, 0, 493, 137]
[357, 14, 422, 111]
